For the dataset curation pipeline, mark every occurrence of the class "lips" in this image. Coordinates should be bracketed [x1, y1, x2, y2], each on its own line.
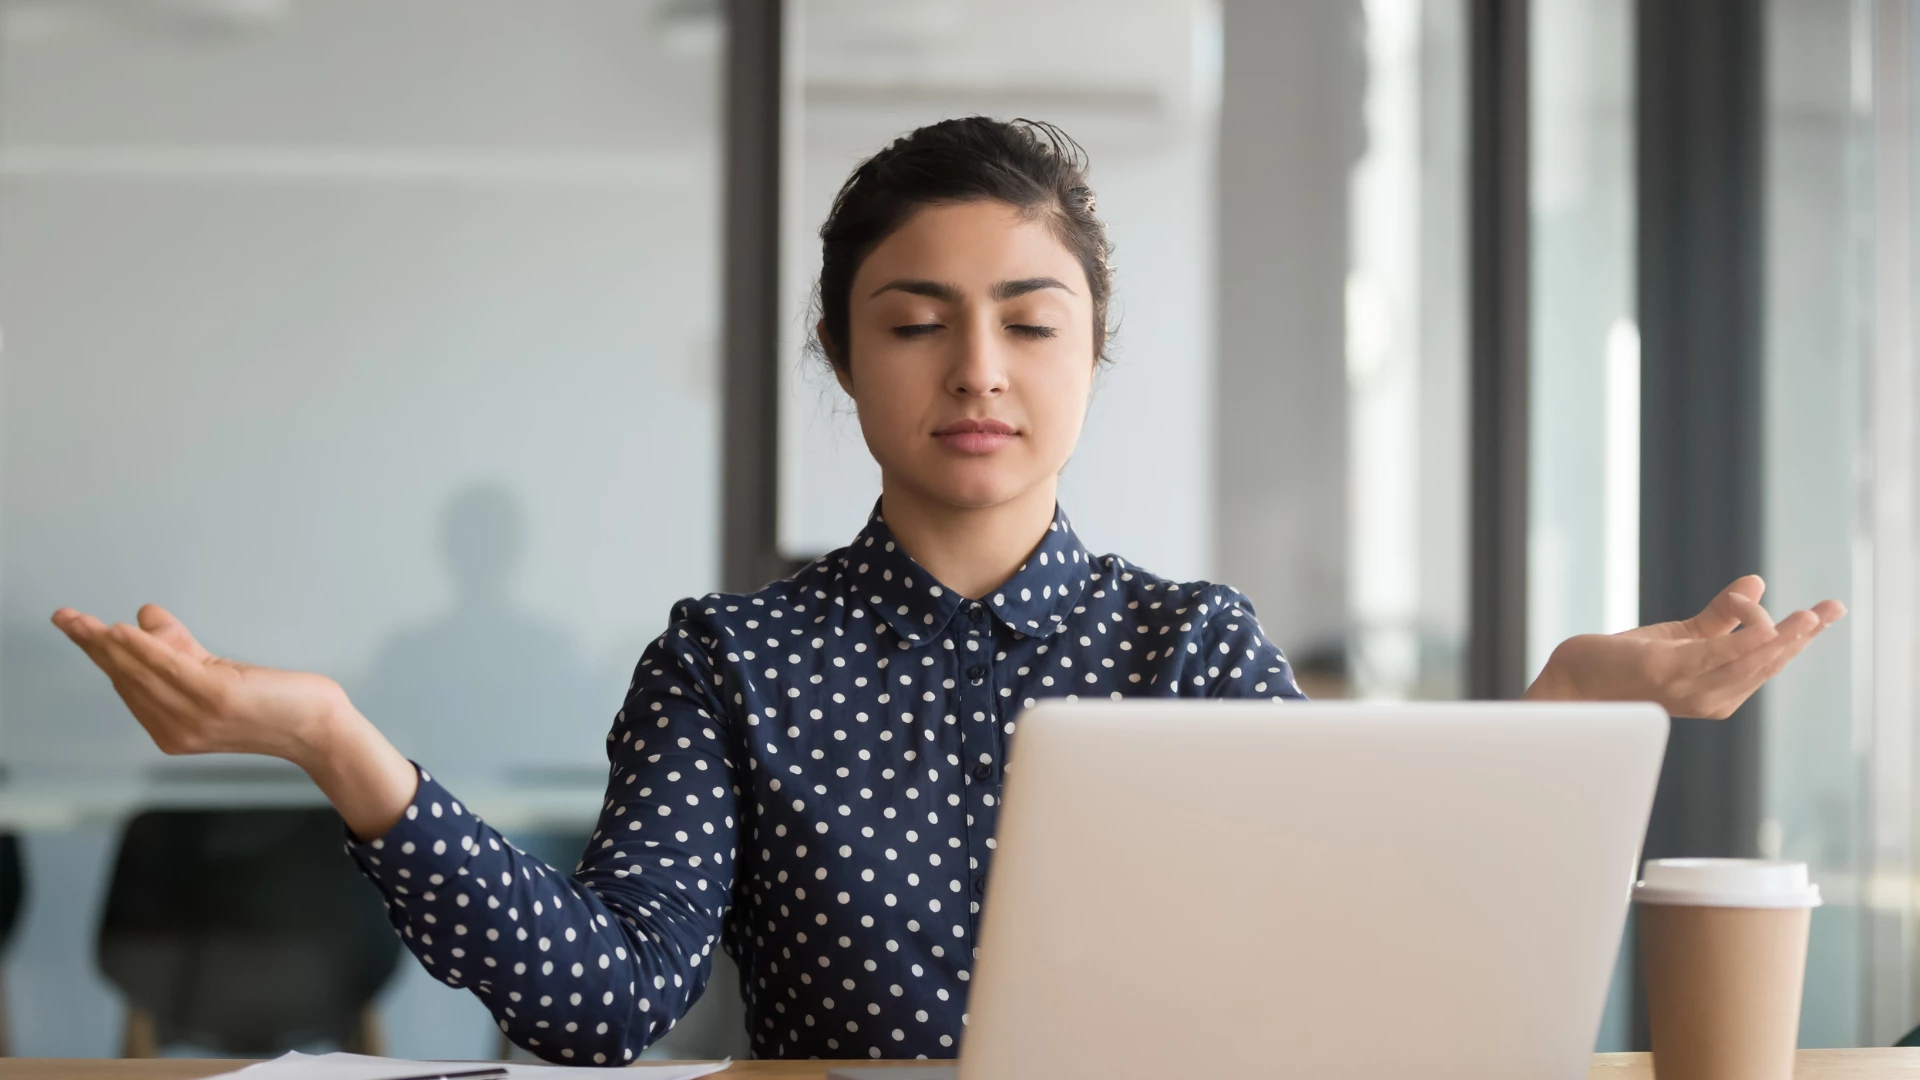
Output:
[933, 417, 1019, 455]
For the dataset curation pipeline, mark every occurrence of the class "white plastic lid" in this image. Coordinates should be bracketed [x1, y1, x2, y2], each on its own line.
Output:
[1633, 858, 1823, 909]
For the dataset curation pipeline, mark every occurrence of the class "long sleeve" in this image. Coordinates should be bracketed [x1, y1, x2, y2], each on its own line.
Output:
[1188, 585, 1308, 700]
[345, 607, 742, 1065]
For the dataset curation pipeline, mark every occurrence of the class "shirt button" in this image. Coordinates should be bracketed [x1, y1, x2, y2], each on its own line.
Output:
[973, 763, 993, 782]
[974, 876, 988, 895]
[968, 605, 985, 623]
[967, 665, 987, 683]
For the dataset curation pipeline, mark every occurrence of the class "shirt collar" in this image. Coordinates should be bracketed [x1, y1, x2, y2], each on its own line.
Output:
[835, 499, 1095, 645]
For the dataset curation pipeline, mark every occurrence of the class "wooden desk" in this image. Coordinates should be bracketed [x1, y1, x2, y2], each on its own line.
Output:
[7, 1052, 1920, 1079]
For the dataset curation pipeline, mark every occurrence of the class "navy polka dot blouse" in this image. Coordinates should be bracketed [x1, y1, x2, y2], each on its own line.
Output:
[346, 503, 1303, 1064]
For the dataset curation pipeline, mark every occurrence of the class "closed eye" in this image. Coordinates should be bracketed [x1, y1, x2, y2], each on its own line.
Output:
[1008, 324, 1057, 339]
[892, 323, 944, 339]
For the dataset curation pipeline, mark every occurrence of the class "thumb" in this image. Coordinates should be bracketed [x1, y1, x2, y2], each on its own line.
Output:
[136, 604, 212, 661]
[1683, 575, 1769, 638]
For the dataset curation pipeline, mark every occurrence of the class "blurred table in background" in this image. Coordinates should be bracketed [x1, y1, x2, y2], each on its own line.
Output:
[5, 1052, 1920, 1078]
[0, 762, 608, 833]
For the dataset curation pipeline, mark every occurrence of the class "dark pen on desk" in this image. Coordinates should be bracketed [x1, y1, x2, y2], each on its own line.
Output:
[368, 1068, 509, 1080]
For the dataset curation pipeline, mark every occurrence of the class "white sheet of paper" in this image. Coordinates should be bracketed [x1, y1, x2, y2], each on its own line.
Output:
[206, 1050, 731, 1080]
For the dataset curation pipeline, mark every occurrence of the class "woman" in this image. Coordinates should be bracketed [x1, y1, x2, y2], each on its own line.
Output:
[52, 118, 1842, 1064]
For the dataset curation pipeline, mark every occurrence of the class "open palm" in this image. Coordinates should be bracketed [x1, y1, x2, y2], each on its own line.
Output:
[1528, 575, 1845, 719]
[50, 603, 349, 762]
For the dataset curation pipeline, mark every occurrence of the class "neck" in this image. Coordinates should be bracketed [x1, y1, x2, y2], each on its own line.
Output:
[877, 478, 1059, 600]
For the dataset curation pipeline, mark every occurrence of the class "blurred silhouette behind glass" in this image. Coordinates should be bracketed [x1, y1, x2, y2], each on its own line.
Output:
[96, 809, 401, 1056]
[361, 484, 751, 1060]
[355, 482, 600, 792]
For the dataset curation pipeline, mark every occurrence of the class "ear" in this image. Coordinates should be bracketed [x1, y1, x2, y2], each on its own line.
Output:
[818, 319, 855, 396]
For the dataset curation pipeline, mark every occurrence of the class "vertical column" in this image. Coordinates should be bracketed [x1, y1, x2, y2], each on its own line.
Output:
[721, 0, 792, 593]
[1634, 0, 1766, 871]
[1467, 0, 1531, 701]
[1632, 0, 1767, 1049]
[1867, 0, 1918, 1044]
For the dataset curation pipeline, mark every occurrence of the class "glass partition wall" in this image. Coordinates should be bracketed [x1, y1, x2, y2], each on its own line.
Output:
[0, 0, 724, 1058]
[1533, 0, 1920, 1051]
[1757, 0, 1920, 1049]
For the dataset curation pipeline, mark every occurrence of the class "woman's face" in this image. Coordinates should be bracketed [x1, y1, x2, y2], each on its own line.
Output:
[831, 199, 1097, 512]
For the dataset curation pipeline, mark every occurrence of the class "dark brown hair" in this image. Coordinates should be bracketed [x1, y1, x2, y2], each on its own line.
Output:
[811, 117, 1115, 372]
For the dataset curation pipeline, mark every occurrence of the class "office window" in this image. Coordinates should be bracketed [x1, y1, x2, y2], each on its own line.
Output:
[1527, 0, 1637, 679]
[1214, 1, 1470, 702]
[1757, 0, 1920, 1049]
[0, 0, 722, 1056]
[1526, 0, 1635, 1049]
[1340, 0, 1470, 700]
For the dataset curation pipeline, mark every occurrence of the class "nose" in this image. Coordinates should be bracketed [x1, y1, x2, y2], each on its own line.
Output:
[946, 317, 1008, 398]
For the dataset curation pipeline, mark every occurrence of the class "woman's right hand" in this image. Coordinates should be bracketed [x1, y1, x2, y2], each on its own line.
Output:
[51, 603, 420, 839]
[52, 603, 349, 763]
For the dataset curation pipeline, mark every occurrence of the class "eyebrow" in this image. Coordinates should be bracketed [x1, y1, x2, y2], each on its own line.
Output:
[867, 277, 1076, 302]
[992, 277, 1075, 300]
[869, 279, 959, 302]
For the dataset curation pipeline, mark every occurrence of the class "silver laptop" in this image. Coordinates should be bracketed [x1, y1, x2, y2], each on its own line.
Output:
[832, 700, 1668, 1080]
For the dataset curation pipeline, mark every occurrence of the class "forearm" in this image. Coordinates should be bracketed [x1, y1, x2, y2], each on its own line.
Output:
[290, 702, 420, 841]
[346, 768, 728, 1064]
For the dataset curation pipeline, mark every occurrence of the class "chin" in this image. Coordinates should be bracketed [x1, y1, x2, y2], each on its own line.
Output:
[905, 463, 1042, 511]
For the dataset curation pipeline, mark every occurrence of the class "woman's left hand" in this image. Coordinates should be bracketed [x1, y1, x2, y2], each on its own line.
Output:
[1525, 575, 1846, 719]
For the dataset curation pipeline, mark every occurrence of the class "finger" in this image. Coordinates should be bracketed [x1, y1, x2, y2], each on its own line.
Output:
[136, 604, 212, 661]
[1722, 590, 1777, 635]
[1681, 576, 1771, 638]
[1777, 607, 1823, 636]
[1681, 617, 1782, 673]
[1701, 638, 1817, 719]
[51, 608, 109, 644]
[1813, 599, 1848, 625]
[93, 636, 217, 756]
[95, 626, 204, 717]
[1744, 609, 1825, 669]
[108, 620, 215, 702]
[107, 674, 200, 754]
[54, 612, 138, 678]
[1703, 611, 1822, 691]
[1674, 610, 1831, 718]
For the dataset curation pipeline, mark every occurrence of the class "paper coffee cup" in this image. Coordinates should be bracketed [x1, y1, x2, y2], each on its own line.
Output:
[1634, 859, 1821, 1080]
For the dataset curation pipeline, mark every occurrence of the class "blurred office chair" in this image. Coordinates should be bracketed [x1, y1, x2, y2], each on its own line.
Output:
[0, 834, 26, 1055]
[97, 809, 401, 1056]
